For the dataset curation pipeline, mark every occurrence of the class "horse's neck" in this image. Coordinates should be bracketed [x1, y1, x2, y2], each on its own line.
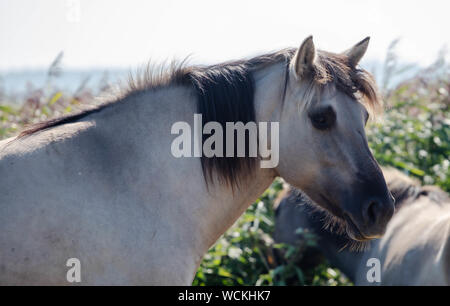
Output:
[107, 73, 282, 266]
[188, 64, 285, 252]
[197, 170, 276, 249]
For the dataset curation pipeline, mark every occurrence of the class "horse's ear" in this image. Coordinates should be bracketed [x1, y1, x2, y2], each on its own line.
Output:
[345, 37, 370, 67]
[292, 35, 316, 79]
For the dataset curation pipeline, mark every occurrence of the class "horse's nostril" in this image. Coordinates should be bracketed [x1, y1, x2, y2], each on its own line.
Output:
[362, 197, 394, 237]
[366, 201, 378, 225]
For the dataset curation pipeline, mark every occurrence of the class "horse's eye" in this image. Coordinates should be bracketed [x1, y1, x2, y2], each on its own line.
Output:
[308, 106, 336, 130]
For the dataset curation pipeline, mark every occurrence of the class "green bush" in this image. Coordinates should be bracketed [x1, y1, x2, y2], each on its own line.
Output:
[367, 70, 449, 191]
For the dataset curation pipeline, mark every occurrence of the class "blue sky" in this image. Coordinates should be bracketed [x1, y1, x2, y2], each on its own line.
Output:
[1, 0, 449, 71]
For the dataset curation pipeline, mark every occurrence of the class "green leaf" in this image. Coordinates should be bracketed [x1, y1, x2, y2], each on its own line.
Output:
[0, 105, 16, 114]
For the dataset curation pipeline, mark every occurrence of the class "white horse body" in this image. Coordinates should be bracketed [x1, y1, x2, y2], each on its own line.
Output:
[0, 75, 277, 285]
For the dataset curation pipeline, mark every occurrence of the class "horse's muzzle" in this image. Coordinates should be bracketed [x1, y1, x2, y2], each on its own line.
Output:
[345, 194, 395, 241]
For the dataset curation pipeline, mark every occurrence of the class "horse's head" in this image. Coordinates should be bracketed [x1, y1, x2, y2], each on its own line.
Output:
[277, 36, 394, 241]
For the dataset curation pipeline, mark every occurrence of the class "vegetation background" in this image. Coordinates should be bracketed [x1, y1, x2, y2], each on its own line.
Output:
[0, 42, 448, 286]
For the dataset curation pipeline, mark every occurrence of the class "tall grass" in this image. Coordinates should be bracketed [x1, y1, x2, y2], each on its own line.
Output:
[0, 54, 111, 139]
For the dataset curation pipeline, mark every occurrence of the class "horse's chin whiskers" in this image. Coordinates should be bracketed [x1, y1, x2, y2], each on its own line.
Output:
[303, 200, 371, 252]
[346, 239, 371, 252]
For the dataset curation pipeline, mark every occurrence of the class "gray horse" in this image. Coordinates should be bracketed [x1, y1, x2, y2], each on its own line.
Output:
[275, 168, 450, 285]
[0, 36, 393, 285]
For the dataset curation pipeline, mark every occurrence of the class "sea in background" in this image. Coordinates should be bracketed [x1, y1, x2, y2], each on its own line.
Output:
[0, 68, 129, 102]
